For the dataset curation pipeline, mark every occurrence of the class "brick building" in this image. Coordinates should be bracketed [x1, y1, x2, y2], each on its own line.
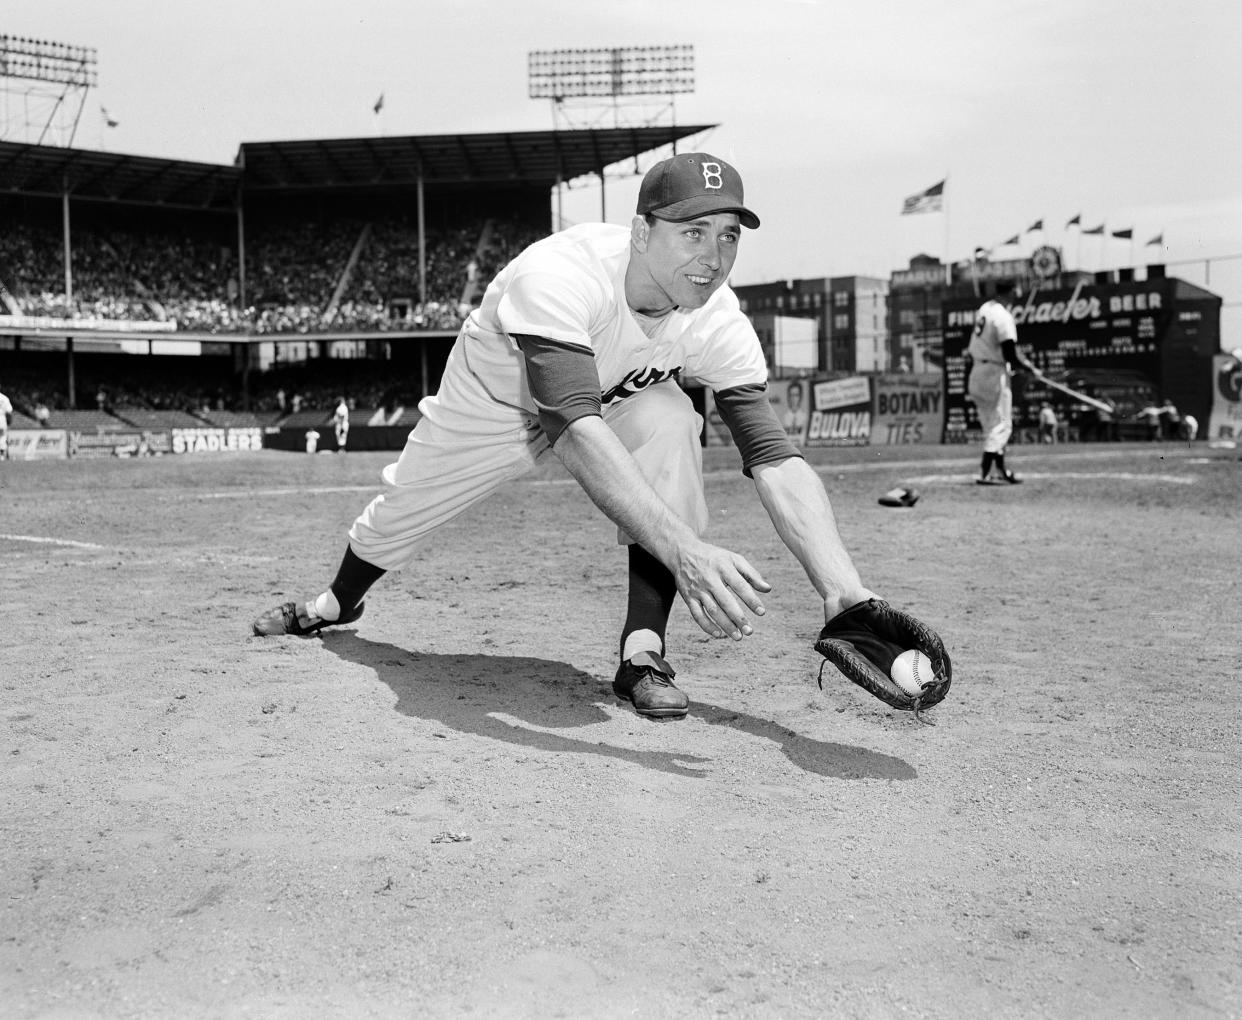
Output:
[733, 275, 889, 375]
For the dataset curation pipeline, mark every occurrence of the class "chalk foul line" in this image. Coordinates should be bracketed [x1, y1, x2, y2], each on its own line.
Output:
[0, 533, 107, 550]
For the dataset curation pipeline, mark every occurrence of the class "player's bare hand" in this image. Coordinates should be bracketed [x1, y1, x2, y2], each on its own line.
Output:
[673, 540, 771, 640]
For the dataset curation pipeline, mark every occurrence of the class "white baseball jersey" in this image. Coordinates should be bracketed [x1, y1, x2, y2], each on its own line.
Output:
[0, 391, 12, 457]
[333, 401, 350, 431]
[966, 300, 1018, 452]
[459, 223, 767, 412]
[968, 299, 1017, 362]
[347, 223, 766, 570]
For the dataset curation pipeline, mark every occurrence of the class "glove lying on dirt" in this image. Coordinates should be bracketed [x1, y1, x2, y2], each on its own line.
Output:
[815, 598, 952, 716]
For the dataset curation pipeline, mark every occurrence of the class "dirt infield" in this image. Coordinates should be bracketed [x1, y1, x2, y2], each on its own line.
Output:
[2, 441, 1239, 1019]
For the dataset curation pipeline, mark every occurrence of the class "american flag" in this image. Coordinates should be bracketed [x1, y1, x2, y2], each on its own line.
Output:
[900, 180, 944, 215]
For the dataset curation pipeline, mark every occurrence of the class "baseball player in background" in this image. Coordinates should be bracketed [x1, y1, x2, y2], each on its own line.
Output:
[0, 381, 13, 460]
[332, 396, 350, 452]
[253, 152, 948, 719]
[966, 279, 1037, 484]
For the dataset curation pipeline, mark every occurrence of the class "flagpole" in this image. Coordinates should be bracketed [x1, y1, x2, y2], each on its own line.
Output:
[942, 173, 951, 285]
[373, 91, 385, 136]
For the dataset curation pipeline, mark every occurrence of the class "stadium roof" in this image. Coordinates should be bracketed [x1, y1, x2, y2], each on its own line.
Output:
[237, 125, 716, 192]
[0, 141, 240, 211]
[0, 125, 715, 208]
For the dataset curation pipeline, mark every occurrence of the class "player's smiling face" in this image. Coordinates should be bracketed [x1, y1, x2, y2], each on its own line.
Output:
[627, 213, 741, 314]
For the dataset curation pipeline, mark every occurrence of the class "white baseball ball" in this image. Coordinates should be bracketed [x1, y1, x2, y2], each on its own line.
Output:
[890, 649, 932, 697]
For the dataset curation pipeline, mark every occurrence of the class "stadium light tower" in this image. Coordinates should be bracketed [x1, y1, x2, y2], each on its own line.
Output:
[0, 34, 98, 146]
[528, 45, 695, 132]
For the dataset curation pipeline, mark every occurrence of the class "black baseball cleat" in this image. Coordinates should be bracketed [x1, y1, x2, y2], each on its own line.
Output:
[999, 470, 1023, 484]
[975, 476, 999, 486]
[612, 651, 689, 719]
[252, 599, 365, 637]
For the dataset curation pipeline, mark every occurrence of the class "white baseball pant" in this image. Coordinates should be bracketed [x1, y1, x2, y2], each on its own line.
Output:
[347, 340, 707, 571]
[967, 361, 1013, 454]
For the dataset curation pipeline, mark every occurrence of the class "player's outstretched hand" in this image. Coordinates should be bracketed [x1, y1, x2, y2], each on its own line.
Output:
[672, 539, 771, 641]
[815, 598, 952, 716]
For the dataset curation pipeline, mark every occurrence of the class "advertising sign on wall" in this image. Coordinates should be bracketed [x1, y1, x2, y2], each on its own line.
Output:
[871, 374, 942, 445]
[1207, 353, 1242, 441]
[8, 429, 69, 460]
[806, 376, 871, 447]
[171, 427, 264, 454]
[942, 279, 1179, 441]
[772, 377, 811, 446]
[703, 379, 815, 448]
[71, 432, 144, 459]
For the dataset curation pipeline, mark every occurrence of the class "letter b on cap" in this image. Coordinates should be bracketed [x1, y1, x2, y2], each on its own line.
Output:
[701, 162, 723, 190]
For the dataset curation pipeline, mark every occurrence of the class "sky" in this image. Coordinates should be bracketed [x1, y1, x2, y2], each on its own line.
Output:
[5, 0, 1242, 334]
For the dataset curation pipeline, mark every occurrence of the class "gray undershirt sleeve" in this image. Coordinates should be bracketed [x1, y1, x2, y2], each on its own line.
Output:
[713, 383, 802, 477]
[514, 333, 603, 445]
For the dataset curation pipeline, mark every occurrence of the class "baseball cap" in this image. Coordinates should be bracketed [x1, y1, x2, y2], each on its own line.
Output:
[636, 152, 760, 229]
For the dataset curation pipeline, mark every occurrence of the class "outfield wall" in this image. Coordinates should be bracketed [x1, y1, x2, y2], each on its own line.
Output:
[704, 373, 944, 450]
[19, 355, 1236, 462]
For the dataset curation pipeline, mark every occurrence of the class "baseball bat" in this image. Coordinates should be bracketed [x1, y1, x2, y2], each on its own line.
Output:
[1018, 278, 1112, 413]
[1032, 373, 1113, 413]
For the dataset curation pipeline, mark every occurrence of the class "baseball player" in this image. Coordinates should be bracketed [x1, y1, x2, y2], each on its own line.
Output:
[253, 152, 949, 719]
[0, 381, 13, 461]
[333, 396, 350, 452]
[966, 279, 1037, 484]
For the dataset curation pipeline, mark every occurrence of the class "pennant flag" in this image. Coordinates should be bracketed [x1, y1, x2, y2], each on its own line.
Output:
[373, 93, 385, 114]
[100, 105, 119, 128]
[900, 180, 944, 215]
[1066, 213, 1081, 228]
[1112, 228, 1133, 240]
[1146, 232, 1164, 246]
[1002, 234, 1020, 246]
[1026, 219, 1044, 232]
[1082, 223, 1105, 235]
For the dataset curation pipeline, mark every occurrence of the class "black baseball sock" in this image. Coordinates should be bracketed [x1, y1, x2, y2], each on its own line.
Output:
[994, 453, 1009, 478]
[980, 452, 995, 478]
[329, 545, 386, 615]
[620, 543, 676, 659]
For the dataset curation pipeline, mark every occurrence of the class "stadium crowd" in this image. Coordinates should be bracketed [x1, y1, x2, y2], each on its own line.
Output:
[1, 212, 547, 336]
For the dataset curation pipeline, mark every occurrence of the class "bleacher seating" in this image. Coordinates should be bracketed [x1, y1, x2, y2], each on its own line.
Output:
[114, 409, 208, 430]
[277, 409, 338, 429]
[388, 408, 423, 428]
[41, 410, 133, 432]
[196, 410, 272, 429]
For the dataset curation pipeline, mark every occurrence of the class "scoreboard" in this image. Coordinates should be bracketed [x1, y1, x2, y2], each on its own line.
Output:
[941, 277, 1220, 441]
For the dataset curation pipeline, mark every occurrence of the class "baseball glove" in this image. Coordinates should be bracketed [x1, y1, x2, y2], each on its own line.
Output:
[815, 598, 952, 718]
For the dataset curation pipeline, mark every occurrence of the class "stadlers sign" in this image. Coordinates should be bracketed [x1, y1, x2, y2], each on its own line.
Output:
[171, 427, 263, 454]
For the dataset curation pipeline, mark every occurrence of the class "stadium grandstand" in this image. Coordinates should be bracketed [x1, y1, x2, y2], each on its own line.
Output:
[0, 126, 712, 447]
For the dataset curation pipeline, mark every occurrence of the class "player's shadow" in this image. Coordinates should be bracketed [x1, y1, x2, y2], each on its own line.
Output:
[324, 633, 914, 781]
